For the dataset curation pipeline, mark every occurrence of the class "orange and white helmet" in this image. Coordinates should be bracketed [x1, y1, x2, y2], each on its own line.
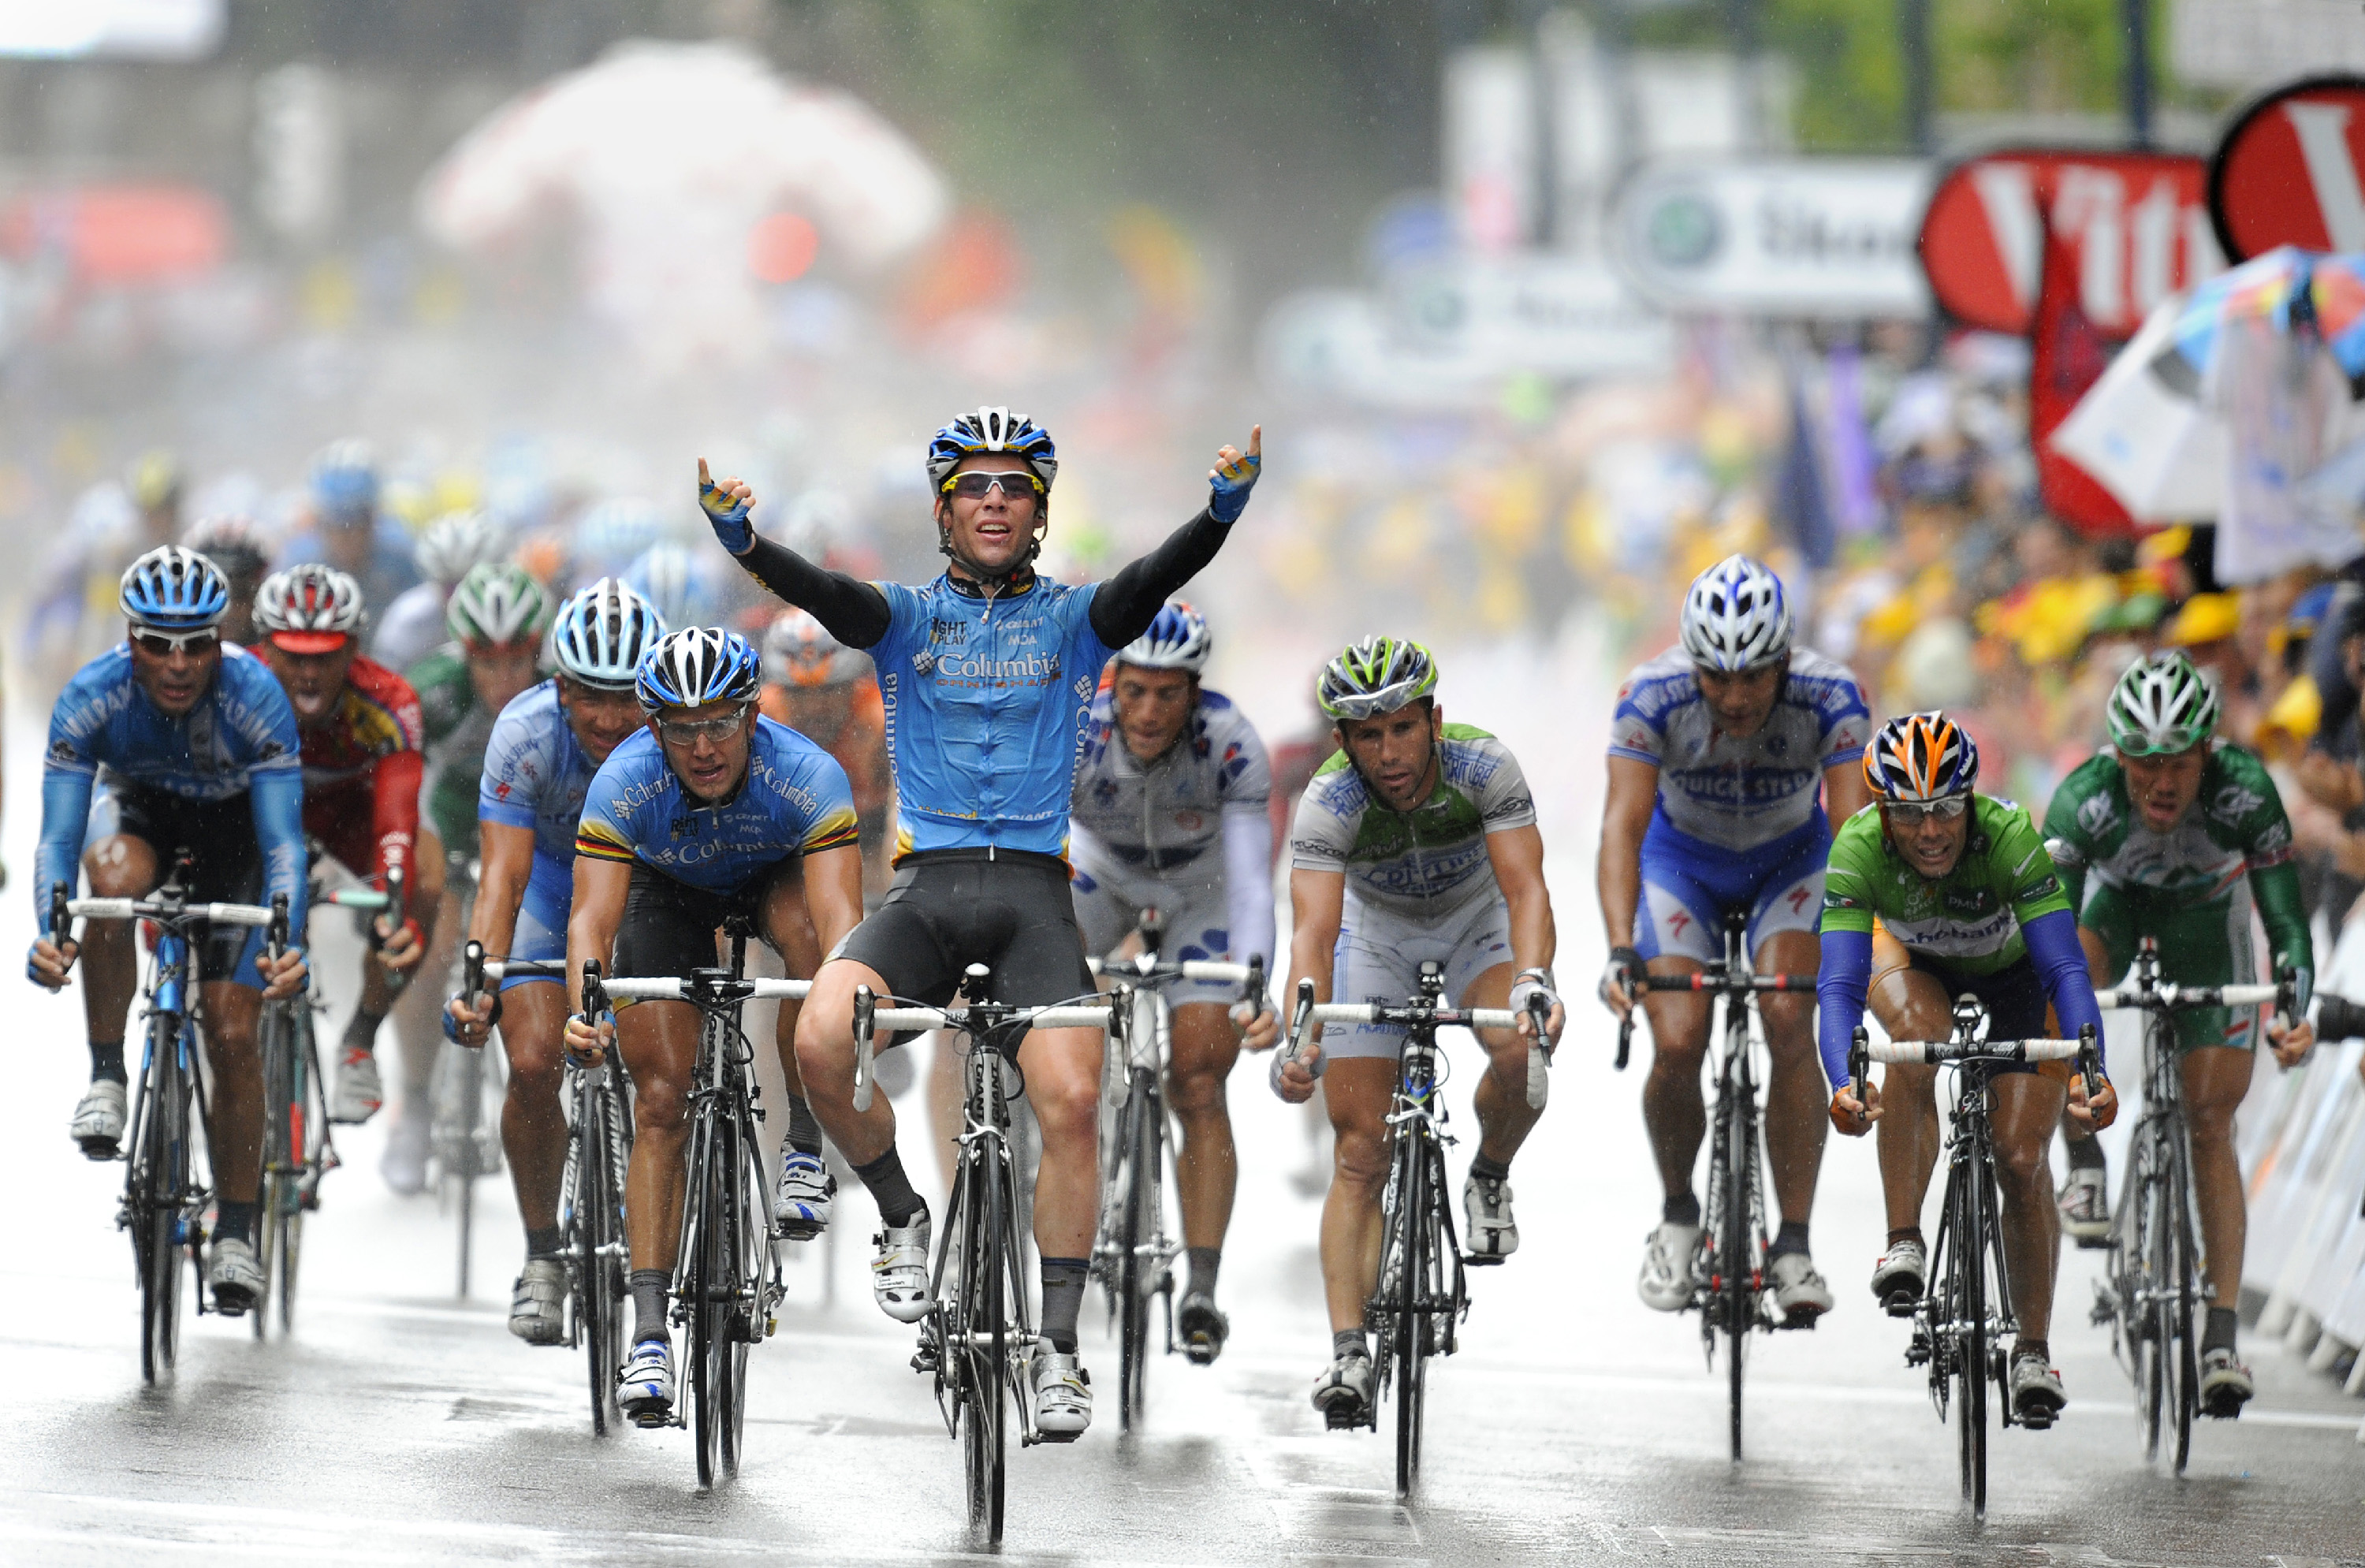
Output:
[1862, 711, 1979, 803]
[763, 608, 847, 687]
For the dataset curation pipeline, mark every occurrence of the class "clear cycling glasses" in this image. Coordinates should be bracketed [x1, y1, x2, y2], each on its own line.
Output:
[654, 706, 750, 746]
[1883, 796, 1969, 826]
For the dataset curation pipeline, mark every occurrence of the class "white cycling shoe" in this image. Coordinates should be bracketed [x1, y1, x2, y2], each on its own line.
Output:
[2009, 1347, 2066, 1427]
[1463, 1171, 1518, 1261]
[509, 1257, 568, 1346]
[1637, 1222, 1702, 1312]
[1312, 1351, 1375, 1428]
[774, 1151, 834, 1240]
[871, 1212, 933, 1323]
[329, 1045, 382, 1125]
[1768, 1252, 1834, 1323]
[2058, 1164, 2111, 1247]
[381, 1108, 430, 1196]
[210, 1235, 266, 1315]
[71, 1078, 128, 1158]
[1871, 1236, 1927, 1317]
[2199, 1346, 2255, 1418]
[1032, 1349, 1092, 1441]
[619, 1339, 676, 1427]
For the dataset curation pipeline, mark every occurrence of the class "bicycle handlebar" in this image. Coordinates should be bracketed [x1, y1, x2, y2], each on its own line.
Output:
[1612, 970, 1816, 1071]
[480, 957, 564, 980]
[601, 977, 811, 1003]
[870, 1004, 1111, 1033]
[2095, 981, 2281, 1010]
[319, 887, 391, 911]
[1863, 1037, 2086, 1064]
[66, 896, 277, 927]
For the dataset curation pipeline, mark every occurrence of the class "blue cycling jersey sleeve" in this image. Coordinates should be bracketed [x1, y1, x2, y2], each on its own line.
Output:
[1816, 926, 1873, 1089]
[2023, 907, 2105, 1071]
[251, 765, 309, 941]
[34, 766, 94, 936]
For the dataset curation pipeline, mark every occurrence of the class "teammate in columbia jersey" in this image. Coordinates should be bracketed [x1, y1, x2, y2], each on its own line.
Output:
[1596, 555, 1872, 1323]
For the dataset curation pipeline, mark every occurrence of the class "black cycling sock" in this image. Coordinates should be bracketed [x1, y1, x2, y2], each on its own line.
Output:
[1469, 1152, 1511, 1185]
[2204, 1305, 2240, 1354]
[784, 1095, 825, 1159]
[1186, 1246, 1221, 1299]
[631, 1269, 669, 1344]
[2065, 1130, 2107, 1171]
[852, 1147, 925, 1227]
[341, 1009, 385, 1055]
[1334, 1328, 1369, 1361]
[1886, 1227, 1925, 1250]
[2016, 1338, 2050, 1364]
[524, 1225, 564, 1259]
[1663, 1190, 1701, 1227]
[1768, 1220, 1811, 1260]
[1040, 1257, 1089, 1355]
[214, 1199, 257, 1246]
[88, 1039, 127, 1086]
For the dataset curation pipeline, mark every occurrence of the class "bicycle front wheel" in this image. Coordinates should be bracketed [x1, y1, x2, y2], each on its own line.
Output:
[136, 1014, 190, 1384]
[959, 1143, 1008, 1540]
[1722, 1078, 1755, 1462]
[2164, 1130, 2198, 1473]
[1117, 1075, 1158, 1431]
[1957, 1159, 1991, 1520]
[1393, 1133, 1431, 1500]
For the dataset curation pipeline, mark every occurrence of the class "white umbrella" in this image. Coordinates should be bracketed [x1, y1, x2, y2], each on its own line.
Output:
[2047, 292, 2225, 523]
[418, 39, 948, 372]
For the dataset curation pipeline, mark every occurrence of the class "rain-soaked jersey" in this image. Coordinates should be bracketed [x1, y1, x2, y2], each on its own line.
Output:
[1291, 724, 1536, 919]
[1608, 646, 1871, 853]
[2041, 743, 2295, 911]
[479, 679, 599, 866]
[1070, 679, 1272, 873]
[575, 715, 859, 894]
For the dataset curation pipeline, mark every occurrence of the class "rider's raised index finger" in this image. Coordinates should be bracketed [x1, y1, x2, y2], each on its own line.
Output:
[698, 456, 712, 485]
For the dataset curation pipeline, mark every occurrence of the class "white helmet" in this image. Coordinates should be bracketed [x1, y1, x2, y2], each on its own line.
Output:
[1117, 601, 1212, 675]
[1679, 554, 1793, 672]
[414, 508, 508, 587]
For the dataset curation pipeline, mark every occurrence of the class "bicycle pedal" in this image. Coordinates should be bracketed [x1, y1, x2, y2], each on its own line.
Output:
[1322, 1402, 1366, 1432]
[1881, 1291, 1918, 1319]
[1462, 1253, 1506, 1268]
[77, 1136, 120, 1161]
[2072, 1234, 2111, 1251]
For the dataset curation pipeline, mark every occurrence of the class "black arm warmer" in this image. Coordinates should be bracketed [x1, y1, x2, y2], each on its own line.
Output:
[1090, 508, 1232, 649]
[736, 535, 892, 650]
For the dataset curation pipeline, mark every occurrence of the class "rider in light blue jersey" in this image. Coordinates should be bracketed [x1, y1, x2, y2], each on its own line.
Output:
[444, 577, 666, 1346]
[26, 546, 311, 1317]
[700, 406, 1261, 1441]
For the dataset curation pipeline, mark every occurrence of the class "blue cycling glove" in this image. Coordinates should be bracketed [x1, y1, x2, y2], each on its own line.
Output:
[1208, 446, 1261, 525]
[699, 476, 755, 556]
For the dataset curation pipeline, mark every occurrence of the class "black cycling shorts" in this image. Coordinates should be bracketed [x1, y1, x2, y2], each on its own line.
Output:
[1904, 949, 2053, 1077]
[612, 857, 803, 981]
[835, 849, 1094, 1015]
[103, 781, 266, 984]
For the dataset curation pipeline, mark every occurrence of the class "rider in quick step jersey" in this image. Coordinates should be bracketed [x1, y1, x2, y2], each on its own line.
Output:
[702, 407, 1261, 1440]
[1819, 712, 2118, 1428]
[250, 565, 441, 1128]
[561, 628, 866, 1428]
[26, 547, 310, 1316]
[1598, 555, 1872, 1324]
[1067, 601, 1276, 1365]
[2042, 651, 2315, 1418]
[1246, 637, 1565, 1429]
[443, 578, 666, 1347]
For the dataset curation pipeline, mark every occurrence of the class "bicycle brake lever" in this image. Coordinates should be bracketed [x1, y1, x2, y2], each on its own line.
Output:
[2076, 1022, 2102, 1102]
[852, 984, 878, 1113]
[1524, 996, 1552, 1110]
[1615, 1011, 1633, 1071]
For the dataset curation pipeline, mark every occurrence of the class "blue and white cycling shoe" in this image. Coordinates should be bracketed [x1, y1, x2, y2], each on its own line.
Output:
[774, 1151, 834, 1239]
[872, 1212, 933, 1323]
[618, 1338, 676, 1428]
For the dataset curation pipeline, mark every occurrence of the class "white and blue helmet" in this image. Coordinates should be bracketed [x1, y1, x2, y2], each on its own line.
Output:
[1678, 554, 1793, 672]
[1118, 600, 1212, 675]
[635, 627, 762, 714]
[120, 546, 229, 632]
[553, 577, 668, 692]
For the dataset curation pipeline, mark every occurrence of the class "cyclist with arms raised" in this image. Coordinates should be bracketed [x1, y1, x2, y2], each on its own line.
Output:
[2043, 651, 2313, 1417]
[561, 628, 864, 1426]
[702, 407, 1262, 1440]
[1068, 600, 1275, 1363]
[1245, 637, 1564, 1428]
[443, 579, 667, 1346]
[1598, 555, 1871, 1321]
[1819, 712, 2117, 1425]
[249, 564, 440, 1124]
[27, 547, 310, 1313]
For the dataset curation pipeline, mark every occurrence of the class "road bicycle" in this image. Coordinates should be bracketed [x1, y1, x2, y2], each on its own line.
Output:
[1283, 963, 1547, 1499]
[1849, 1004, 2099, 1520]
[466, 944, 636, 1434]
[1613, 910, 1818, 1461]
[429, 854, 502, 1296]
[855, 965, 1113, 1542]
[1086, 908, 1264, 1429]
[580, 924, 804, 1488]
[53, 870, 282, 1384]
[2088, 940, 2296, 1473]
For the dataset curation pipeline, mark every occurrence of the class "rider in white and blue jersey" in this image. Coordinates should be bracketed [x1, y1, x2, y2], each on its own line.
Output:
[444, 578, 666, 1346]
[1595, 555, 1872, 1326]
[702, 407, 1261, 1440]
[26, 546, 311, 1317]
[1068, 601, 1274, 1365]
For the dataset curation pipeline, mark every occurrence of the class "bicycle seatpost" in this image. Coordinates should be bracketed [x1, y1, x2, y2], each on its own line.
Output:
[851, 984, 879, 1113]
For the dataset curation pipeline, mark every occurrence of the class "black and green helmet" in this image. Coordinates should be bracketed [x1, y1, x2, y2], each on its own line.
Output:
[2106, 649, 2219, 757]
[1317, 635, 1439, 721]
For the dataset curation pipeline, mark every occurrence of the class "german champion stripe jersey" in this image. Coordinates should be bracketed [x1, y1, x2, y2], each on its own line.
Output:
[574, 716, 858, 894]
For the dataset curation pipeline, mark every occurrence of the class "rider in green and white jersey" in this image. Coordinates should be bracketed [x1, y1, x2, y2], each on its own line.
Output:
[2040, 651, 2315, 1417]
[1818, 711, 2117, 1427]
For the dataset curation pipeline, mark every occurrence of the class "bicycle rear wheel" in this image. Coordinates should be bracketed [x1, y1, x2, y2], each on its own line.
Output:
[583, 1078, 628, 1435]
[1117, 1075, 1157, 1431]
[1393, 1132, 1431, 1500]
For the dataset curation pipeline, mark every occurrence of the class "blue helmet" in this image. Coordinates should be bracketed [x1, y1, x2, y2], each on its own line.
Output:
[310, 438, 378, 523]
[926, 406, 1058, 491]
[553, 577, 668, 691]
[119, 546, 229, 632]
[636, 627, 762, 714]
[623, 542, 723, 631]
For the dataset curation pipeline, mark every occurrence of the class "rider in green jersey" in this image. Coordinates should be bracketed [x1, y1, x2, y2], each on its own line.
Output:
[2040, 651, 2316, 1417]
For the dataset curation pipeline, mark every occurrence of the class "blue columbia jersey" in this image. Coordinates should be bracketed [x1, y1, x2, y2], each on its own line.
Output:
[36, 642, 309, 938]
[574, 716, 860, 894]
[870, 575, 1112, 859]
[479, 680, 599, 866]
